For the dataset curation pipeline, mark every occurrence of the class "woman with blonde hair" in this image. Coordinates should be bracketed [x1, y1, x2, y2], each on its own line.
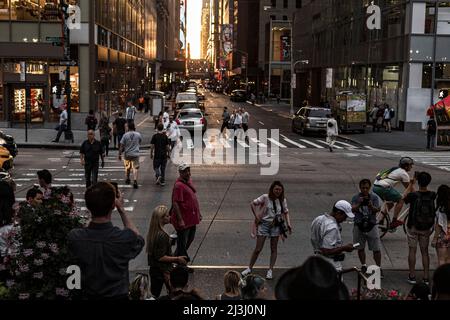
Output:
[216, 271, 242, 300]
[146, 205, 187, 298]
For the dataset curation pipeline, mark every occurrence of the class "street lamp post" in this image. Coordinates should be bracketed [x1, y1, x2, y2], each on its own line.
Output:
[290, 60, 308, 115]
[60, 0, 73, 142]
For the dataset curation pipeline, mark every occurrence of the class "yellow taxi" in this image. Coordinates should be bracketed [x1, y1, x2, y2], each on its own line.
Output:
[0, 145, 13, 171]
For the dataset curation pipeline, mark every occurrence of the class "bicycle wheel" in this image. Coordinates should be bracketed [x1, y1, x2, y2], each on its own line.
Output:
[376, 211, 390, 239]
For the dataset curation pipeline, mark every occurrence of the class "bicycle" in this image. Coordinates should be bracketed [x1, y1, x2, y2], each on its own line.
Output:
[376, 201, 409, 239]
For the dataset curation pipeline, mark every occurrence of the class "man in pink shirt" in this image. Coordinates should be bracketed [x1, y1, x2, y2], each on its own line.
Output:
[171, 163, 202, 268]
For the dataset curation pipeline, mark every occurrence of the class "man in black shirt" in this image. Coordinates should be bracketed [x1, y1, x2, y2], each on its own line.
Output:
[68, 182, 145, 300]
[80, 130, 105, 188]
[427, 114, 437, 150]
[113, 112, 127, 149]
[151, 123, 171, 186]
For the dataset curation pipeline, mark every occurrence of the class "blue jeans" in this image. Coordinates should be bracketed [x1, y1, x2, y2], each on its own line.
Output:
[153, 158, 167, 183]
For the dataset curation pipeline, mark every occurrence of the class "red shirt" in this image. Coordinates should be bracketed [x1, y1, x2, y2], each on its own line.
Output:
[171, 178, 201, 230]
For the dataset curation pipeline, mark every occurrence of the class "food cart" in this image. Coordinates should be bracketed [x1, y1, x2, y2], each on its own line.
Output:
[335, 92, 367, 133]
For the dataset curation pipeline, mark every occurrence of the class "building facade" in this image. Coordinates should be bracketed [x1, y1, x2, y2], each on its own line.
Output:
[293, 0, 450, 131]
[0, 0, 158, 129]
[201, 0, 210, 59]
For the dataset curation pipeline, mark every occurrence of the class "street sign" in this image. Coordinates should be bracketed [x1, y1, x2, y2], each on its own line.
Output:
[59, 60, 77, 66]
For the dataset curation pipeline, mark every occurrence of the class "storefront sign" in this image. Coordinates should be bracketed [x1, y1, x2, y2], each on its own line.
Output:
[66, 4, 81, 30]
[366, 2, 381, 30]
[280, 36, 291, 61]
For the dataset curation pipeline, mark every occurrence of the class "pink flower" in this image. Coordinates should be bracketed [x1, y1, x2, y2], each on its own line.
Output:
[49, 243, 59, 254]
[23, 249, 34, 257]
[19, 264, 29, 273]
[33, 272, 44, 279]
[389, 290, 399, 298]
[6, 280, 15, 287]
[60, 195, 71, 204]
[56, 288, 69, 297]
[33, 259, 44, 266]
[36, 241, 46, 249]
[41, 253, 49, 260]
[36, 292, 44, 298]
[18, 293, 30, 300]
[53, 210, 62, 215]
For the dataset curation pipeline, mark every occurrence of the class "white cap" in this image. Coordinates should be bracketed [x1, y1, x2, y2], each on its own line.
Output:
[335, 200, 354, 219]
[178, 162, 190, 171]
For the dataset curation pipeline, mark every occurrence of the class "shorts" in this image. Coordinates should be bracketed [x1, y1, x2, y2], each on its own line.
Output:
[257, 221, 280, 237]
[373, 185, 402, 202]
[353, 226, 381, 252]
[124, 157, 140, 170]
[407, 226, 432, 249]
[437, 231, 450, 249]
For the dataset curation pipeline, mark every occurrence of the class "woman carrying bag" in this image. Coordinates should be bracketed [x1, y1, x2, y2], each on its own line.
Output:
[242, 181, 292, 280]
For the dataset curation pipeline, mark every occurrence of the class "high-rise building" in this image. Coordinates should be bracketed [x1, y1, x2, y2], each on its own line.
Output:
[0, 0, 158, 129]
[201, 0, 210, 59]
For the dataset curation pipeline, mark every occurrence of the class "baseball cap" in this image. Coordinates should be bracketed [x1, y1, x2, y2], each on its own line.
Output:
[178, 162, 190, 171]
[334, 200, 354, 219]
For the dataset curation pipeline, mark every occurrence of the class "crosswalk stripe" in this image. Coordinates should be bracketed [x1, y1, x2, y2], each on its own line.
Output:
[187, 139, 194, 149]
[250, 138, 267, 148]
[300, 139, 325, 149]
[334, 141, 358, 149]
[237, 140, 250, 148]
[280, 135, 306, 149]
[52, 184, 132, 188]
[267, 138, 287, 148]
[203, 138, 213, 149]
[315, 140, 343, 149]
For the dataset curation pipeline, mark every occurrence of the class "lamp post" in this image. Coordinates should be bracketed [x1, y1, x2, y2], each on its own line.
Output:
[290, 60, 309, 115]
[60, 0, 73, 142]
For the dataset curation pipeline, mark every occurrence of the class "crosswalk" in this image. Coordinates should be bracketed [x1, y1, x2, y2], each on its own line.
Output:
[181, 134, 367, 151]
[13, 150, 151, 215]
[383, 150, 450, 172]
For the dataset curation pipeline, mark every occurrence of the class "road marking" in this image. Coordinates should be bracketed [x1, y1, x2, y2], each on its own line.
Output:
[258, 121, 265, 126]
[219, 138, 232, 149]
[316, 140, 344, 149]
[250, 137, 267, 148]
[300, 139, 325, 149]
[280, 135, 306, 149]
[236, 140, 250, 148]
[267, 138, 287, 148]
[203, 138, 213, 149]
[187, 139, 194, 149]
[52, 184, 132, 188]
[136, 116, 150, 127]
[334, 141, 358, 149]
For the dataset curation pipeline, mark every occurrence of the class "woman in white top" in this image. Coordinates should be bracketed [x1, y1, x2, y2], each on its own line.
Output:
[242, 181, 292, 280]
[432, 185, 450, 266]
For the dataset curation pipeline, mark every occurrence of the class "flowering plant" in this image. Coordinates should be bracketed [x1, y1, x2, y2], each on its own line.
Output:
[351, 288, 404, 300]
[2, 187, 86, 300]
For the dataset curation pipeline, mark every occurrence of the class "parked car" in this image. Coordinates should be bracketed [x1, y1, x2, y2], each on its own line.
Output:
[0, 146, 13, 171]
[175, 108, 207, 134]
[0, 131, 18, 158]
[292, 107, 332, 136]
[230, 90, 247, 102]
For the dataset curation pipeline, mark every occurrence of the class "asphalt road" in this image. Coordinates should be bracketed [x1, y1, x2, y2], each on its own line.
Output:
[10, 90, 450, 299]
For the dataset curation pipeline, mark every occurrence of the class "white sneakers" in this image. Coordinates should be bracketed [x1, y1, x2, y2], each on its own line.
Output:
[241, 268, 273, 280]
[241, 268, 252, 277]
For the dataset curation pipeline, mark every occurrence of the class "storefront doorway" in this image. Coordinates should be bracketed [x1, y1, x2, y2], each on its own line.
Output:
[8, 85, 45, 123]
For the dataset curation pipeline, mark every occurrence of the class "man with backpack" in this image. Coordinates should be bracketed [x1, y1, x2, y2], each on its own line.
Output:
[427, 114, 437, 150]
[373, 157, 415, 230]
[403, 171, 436, 285]
[85, 110, 98, 131]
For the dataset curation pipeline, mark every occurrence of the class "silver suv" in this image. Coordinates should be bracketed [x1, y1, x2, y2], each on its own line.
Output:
[292, 107, 332, 136]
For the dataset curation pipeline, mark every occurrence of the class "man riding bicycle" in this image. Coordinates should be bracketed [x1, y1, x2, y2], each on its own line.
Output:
[373, 157, 415, 230]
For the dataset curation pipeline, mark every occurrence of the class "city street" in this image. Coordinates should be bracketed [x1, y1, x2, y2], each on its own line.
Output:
[9, 90, 450, 298]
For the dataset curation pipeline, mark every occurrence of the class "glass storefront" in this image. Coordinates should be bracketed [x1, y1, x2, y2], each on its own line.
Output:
[0, 0, 61, 21]
[11, 87, 44, 122]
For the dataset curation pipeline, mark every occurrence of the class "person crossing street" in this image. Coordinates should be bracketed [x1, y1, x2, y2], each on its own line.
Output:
[80, 130, 105, 188]
[151, 124, 171, 187]
[326, 114, 339, 152]
[119, 122, 142, 189]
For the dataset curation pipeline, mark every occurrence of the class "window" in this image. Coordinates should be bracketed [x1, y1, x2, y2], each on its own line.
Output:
[283, 15, 288, 21]
[8, 0, 60, 21]
[283, 0, 287, 9]
[271, 0, 276, 8]
[270, 15, 276, 20]
[296, 0, 302, 9]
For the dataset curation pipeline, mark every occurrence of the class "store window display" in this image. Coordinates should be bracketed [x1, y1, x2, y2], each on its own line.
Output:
[9, 0, 60, 21]
[12, 88, 44, 123]
[0, 0, 9, 20]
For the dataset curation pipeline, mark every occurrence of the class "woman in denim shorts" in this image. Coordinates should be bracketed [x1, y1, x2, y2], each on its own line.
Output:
[241, 181, 292, 280]
[432, 185, 450, 266]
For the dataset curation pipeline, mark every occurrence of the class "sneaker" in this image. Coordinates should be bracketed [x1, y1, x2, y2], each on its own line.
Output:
[156, 176, 161, 185]
[423, 279, 430, 286]
[408, 275, 417, 285]
[241, 268, 252, 277]
[266, 269, 273, 280]
[125, 178, 131, 185]
[160, 181, 166, 186]
[133, 181, 138, 189]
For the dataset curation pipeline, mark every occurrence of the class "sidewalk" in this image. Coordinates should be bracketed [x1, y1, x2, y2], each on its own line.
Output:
[0, 112, 154, 149]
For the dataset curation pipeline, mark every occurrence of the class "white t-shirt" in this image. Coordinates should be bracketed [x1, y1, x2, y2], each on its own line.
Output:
[167, 122, 180, 141]
[311, 214, 343, 270]
[253, 194, 288, 223]
[327, 119, 338, 137]
[374, 168, 410, 189]
[234, 114, 243, 126]
[59, 110, 68, 125]
[384, 108, 391, 120]
[242, 112, 250, 124]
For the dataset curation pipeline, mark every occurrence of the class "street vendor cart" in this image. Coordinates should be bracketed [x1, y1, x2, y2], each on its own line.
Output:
[335, 92, 367, 133]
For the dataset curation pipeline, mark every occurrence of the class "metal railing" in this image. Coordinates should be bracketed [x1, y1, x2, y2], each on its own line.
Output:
[340, 267, 369, 301]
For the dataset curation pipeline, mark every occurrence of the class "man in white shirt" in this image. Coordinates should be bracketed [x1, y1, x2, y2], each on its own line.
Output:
[52, 106, 68, 143]
[162, 107, 170, 130]
[167, 116, 180, 150]
[231, 109, 243, 141]
[373, 157, 415, 229]
[326, 114, 339, 152]
[125, 101, 137, 126]
[311, 200, 356, 271]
